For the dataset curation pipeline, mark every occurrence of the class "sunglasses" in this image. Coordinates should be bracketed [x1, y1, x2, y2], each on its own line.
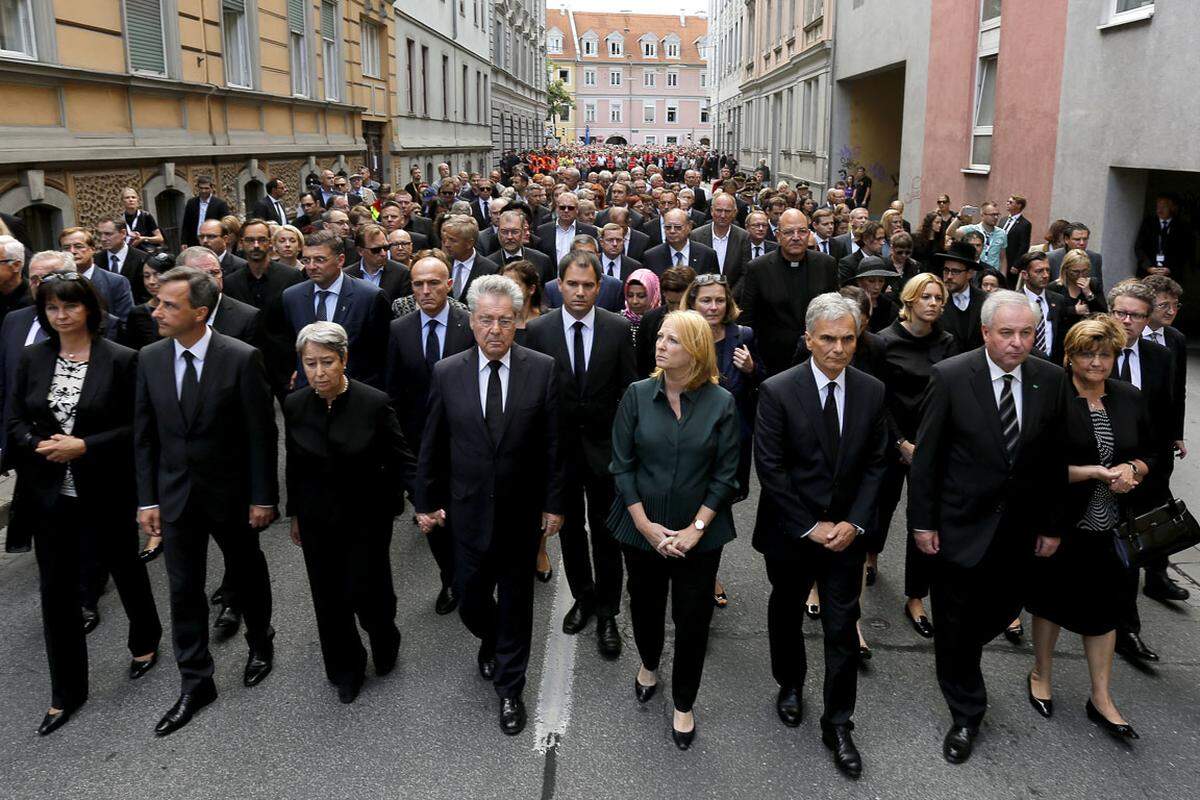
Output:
[364, 245, 389, 254]
[42, 272, 83, 283]
[693, 274, 728, 286]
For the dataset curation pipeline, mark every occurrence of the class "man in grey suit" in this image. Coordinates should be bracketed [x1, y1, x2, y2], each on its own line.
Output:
[60, 227, 134, 324]
[1048, 223, 1104, 293]
[691, 193, 751, 290]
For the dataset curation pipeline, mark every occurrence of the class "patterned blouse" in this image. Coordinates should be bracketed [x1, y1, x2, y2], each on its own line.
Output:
[1080, 407, 1119, 532]
[48, 356, 88, 498]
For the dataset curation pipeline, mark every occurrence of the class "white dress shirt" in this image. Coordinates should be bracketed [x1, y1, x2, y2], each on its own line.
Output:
[105, 243, 129, 274]
[452, 251, 477, 299]
[1142, 325, 1166, 347]
[602, 254, 623, 278]
[312, 272, 344, 320]
[952, 287, 971, 311]
[711, 229, 730, 271]
[562, 306, 596, 373]
[668, 241, 691, 267]
[1118, 339, 1143, 389]
[554, 223, 577, 263]
[197, 197, 210, 236]
[802, 359, 853, 539]
[173, 325, 213, 397]
[420, 303, 451, 358]
[984, 350, 1023, 426]
[1023, 287, 1053, 354]
[477, 348, 512, 414]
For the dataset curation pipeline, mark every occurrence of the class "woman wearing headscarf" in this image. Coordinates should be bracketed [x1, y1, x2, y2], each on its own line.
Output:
[622, 268, 661, 346]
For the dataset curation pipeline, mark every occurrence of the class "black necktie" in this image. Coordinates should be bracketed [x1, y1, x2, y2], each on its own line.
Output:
[315, 290, 329, 321]
[821, 240, 828, 255]
[753, 245, 762, 259]
[485, 360, 504, 442]
[180, 350, 199, 420]
[607, 260, 617, 277]
[1119, 348, 1133, 383]
[823, 382, 840, 462]
[998, 374, 1020, 463]
[572, 320, 586, 390]
[109, 252, 118, 272]
[505, 252, 521, 263]
[425, 319, 440, 368]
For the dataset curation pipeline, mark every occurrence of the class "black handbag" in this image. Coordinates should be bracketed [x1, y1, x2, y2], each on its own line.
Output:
[1113, 498, 1200, 569]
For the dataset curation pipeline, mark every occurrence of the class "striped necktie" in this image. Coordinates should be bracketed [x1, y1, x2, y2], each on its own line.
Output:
[1033, 296, 1047, 355]
[998, 374, 1020, 463]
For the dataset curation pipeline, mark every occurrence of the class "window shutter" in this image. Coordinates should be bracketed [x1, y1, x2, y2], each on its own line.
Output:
[222, 0, 244, 11]
[288, 0, 305, 33]
[127, 0, 166, 74]
[321, 1, 336, 40]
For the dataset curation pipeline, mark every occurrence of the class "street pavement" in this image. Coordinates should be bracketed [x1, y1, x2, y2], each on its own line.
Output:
[1, 358, 1199, 799]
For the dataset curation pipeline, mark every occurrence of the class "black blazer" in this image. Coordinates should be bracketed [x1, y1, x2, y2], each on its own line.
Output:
[134, 331, 278, 523]
[940, 286, 987, 352]
[223, 261, 306, 392]
[7, 338, 139, 517]
[534, 222, 600, 262]
[344, 260, 413, 303]
[524, 308, 637, 476]
[490, 247, 555, 286]
[477, 227, 499, 258]
[251, 196, 290, 226]
[284, 379, 416, 524]
[1134, 215, 1195, 277]
[415, 344, 565, 554]
[1153, 325, 1187, 442]
[907, 349, 1069, 568]
[98, 246, 151, 304]
[1024, 289, 1069, 366]
[640, 241, 720, 278]
[691, 223, 752, 290]
[752, 362, 889, 558]
[180, 196, 231, 248]
[282, 275, 392, 389]
[384, 303, 475, 448]
[219, 250, 248, 276]
[596, 253, 644, 283]
[121, 303, 161, 350]
[737, 249, 840, 376]
[1120, 338, 1177, 497]
[623, 228, 651, 262]
[640, 218, 665, 249]
[211, 294, 260, 345]
[634, 304, 668, 378]
[1002, 216, 1032, 267]
[0, 306, 47, 462]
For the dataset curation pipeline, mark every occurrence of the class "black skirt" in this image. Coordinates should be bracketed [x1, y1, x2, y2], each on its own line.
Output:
[1026, 527, 1127, 636]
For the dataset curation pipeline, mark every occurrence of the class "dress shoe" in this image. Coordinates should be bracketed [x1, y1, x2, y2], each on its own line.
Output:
[37, 703, 81, 736]
[1004, 621, 1024, 644]
[865, 565, 878, 587]
[129, 652, 159, 680]
[213, 605, 241, 640]
[209, 587, 224, 607]
[805, 602, 821, 619]
[477, 645, 496, 681]
[243, 641, 274, 687]
[671, 720, 696, 751]
[154, 682, 216, 736]
[138, 541, 163, 564]
[858, 644, 872, 662]
[1115, 630, 1159, 662]
[435, 585, 459, 616]
[822, 725, 863, 779]
[81, 607, 100, 634]
[562, 599, 594, 635]
[373, 629, 401, 676]
[942, 726, 976, 764]
[337, 677, 363, 705]
[713, 589, 728, 608]
[500, 697, 526, 736]
[596, 616, 622, 660]
[904, 606, 934, 639]
[776, 686, 802, 727]
[634, 676, 658, 704]
[1027, 671, 1052, 718]
[1086, 699, 1139, 740]
[1144, 573, 1190, 603]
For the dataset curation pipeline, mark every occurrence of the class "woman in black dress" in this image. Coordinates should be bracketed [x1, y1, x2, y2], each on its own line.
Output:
[1051, 249, 1107, 329]
[120, 187, 163, 251]
[1025, 316, 1151, 740]
[121, 251, 174, 354]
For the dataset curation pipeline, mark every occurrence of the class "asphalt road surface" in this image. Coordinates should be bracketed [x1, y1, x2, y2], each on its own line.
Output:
[2, 358, 1199, 799]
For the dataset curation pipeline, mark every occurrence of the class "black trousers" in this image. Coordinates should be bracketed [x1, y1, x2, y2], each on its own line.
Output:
[765, 541, 864, 726]
[560, 461, 623, 618]
[455, 529, 539, 700]
[299, 513, 399, 688]
[425, 521, 456, 591]
[623, 544, 722, 713]
[930, 530, 1026, 728]
[78, 525, 110, 610]
[35, 496, 161, 710]
[162, 502, 274, 692]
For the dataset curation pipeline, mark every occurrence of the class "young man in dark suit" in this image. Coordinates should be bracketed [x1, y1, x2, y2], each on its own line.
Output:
[95, 216, 151, 303]
[1000, 195, 1032, 268]
[908, 290, 1069, 765]
[1015, 252, 1068, 365]
[385, 254, 475, 616]
[641, 209, 719, 277]
[525, 252, 636, 657]
[135, 267, 279, 736]
[180, 176, 230, 249]
[344, 223, 412, 302]
[250, 179, 291, 226]
[415, 274, 565, 737]
[935, 242, 987, 351]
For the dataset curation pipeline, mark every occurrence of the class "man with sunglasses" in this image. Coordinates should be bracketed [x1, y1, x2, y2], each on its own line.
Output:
[345, 223, 412, 303]
[934, 241, 987, 351]
[469, 180, 495, 231]
[387, 229, 415, 267]
[536, 193, 598, 265]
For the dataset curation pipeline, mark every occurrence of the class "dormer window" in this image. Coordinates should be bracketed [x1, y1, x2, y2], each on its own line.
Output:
[606, 33, 624, 57]
[640, 34, 657, 58]
[547, 29, 563, 54]
[581, 33, 598, 57]
[664, 35, 680, 58]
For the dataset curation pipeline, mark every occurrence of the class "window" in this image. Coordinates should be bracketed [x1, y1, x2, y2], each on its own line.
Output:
[1115, 0, 1153, 10]
[666, 70, 678, 87]
[558, 68, 570, 84]
[494, 22, 505, 68]
[405, 39, 415, 112]
[980, 0, 1001, 26]
[699, 71, 706, 88]
[643, 70, 655, 87]
[643, 102, 655, 123]
[804, 0, 823, 25]
[321, 0, 339, 100]
[666, 135, 677, 145]
[609, 69, 621, 86]
[462, 64, 469, 122]
[642, 38, 657, 58]
[582, 35, 597, 56]
[127, 0, 167, 75]
[548, 30, 563, 53]
[584, 102, 596, 123]
[420, 45, 429, 116]
[583, 68, 596, 86]
[285, 0, 309, 95]
[559, 106, 570, 122]
[442, 55, 449, 117]
[222, 0, 253, 88]
[971, 55, 997, 166]
[666, 102, 677, 123]
[664, 35, 680, 58]
[800, 77, 818, 150]
[361, 21, 381, 78]
[0, 0, 36, 59]
[645, 135, 657, 145]
[1109, 0, 1154, 23]
[700, 101, 710, 124]
[607, 34, 623, 57]
[610, 104, 621, 123]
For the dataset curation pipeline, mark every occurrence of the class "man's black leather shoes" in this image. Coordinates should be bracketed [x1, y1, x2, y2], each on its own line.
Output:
[776, 686, 801, 727]
[500, 697, 526, 735]
[129, 652, 158, 680]
[477, 645, 496, 681]
[435, 585, 459, 616]
[243, 646, 274, 687]
[942, 726, 976, 764]
[1144, 573, 1190, 603]
[337, 677, 363, 705]
[81, 607, 100, 634]
[596, 616, 622, 660]
[155, 682, 216, 736]
[562, 599, 594, 635]
[822, 725, 863, 779]
[213, 605, 241, 640]
[1115, 630, 1159, 662]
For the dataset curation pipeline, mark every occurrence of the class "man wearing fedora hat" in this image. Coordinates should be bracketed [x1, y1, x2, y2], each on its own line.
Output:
[853, 256, 901, 333]
[935, 242, 987, 351]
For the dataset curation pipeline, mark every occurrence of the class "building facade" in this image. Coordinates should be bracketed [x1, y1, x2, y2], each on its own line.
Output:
[491, 0, 548, 163]
[547, 8, 577, 145]
[549, 11, 713, 148]
[394, 1, 495, 185]
[707, 0, 745, 156]
[0, 0, 392, 251]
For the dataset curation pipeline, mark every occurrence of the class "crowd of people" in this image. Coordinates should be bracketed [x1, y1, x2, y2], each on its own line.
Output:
[0, 149, 1194, 782]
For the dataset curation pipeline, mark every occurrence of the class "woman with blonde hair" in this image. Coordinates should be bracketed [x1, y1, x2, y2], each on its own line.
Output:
[1053, 249, 1107, 328]
[272, 224, 305, 269]
[119, 187, 164, 250]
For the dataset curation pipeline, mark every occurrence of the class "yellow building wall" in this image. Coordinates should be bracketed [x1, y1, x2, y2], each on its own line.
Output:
[0, 84, 61, 127]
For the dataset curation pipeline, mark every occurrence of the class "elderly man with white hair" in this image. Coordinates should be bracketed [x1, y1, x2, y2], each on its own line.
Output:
[0, 234, 30, 327]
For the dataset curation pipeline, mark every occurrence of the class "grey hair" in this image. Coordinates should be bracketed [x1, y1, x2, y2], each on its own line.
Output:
[295, 321, 349, 359]
[805, 292, 862, 332]
[29, 250, 73, 271]
[466, 274, 524, 314]
[449, 200, 472, 216]
[176, 246, 220, 269]
[0, 235, 23, 263]
[981, 289, 1039, 327]
[571, 234, 598, 251]
[159, 266, 219, 318]
[1106, 280, 1155, 312]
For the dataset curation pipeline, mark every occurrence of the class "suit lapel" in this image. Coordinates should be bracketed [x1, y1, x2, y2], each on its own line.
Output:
[187, 333, 222, 429]
[968, 352, 1007, 457]
[547, 309, 575, 387]
[1018, 363, 1042, 451]
[333, 278, 356, 325]
[494, 345, 530, 449]
[796, 362, 835, 468]
[76, 339, 109, 418]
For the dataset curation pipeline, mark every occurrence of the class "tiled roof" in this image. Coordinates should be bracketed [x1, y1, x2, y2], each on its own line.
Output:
[552, 11, 708, 64]
[547, 8, 577, 59]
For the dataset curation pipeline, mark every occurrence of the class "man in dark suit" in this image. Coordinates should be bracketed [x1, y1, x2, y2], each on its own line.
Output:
[1015, 251, 1068, 365]
[830, 207, 870, 264]
[415, 274, 565, 737]
[283, 231, 391, 389]
[468, 179, 497, 231]
[543, 272, 623, 313]
[250, 179, 291, 226]
[135, 266, 279, 736]
[1142, 273, 1188, 470]
[936, 242, 987, 351]
[179, 248, 260, 345]
[385, 253, 476, 615]
[598, 223, 644, 282]
[180, 175, 230, 248]
[753, 293, 889, 780]
[1048, 223, 1105, 292]
[739, 209, 839, 376]
[536, 195, 598, 265]
[691, 194, 751, 290]
[489, 209, 554, 285]
[95, 215, 151, 303]
[1134, 193, 1195, 278]
[603, 207, 649, 262]
[526, 251, 636, 657]
[595, 182, 643, 229]
[908, 290, 1068, 764]
[744, 211, 778, 261]
[476, 197, 508, 258]
[642, 210, 720, 278]
[344, 223, 412, 302]
[441, 215, 499, 303]
[810, 209, 845, 261]
[394, 193, 437, 244]
[837, 221, 886, 286]
[293, 192, 324, 233]
[197, 219, 248, 275]
[60, 227, 135, 324]
[1000, 195, 1032, 269]
[684, 170, 709, 215]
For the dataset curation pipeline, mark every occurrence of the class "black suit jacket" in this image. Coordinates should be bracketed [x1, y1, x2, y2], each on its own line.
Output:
[219, 250, 248, 276]
[1026, 289, 1069, 366]
[1134, 215, 1195, 277]
[251, 196, 290, 226]
[211, 294, 260, 345]
[1152, 325, 1187, 442]
[223, 261, 306, 392]
[469, 197, 492, 230]
[598, 253, 643, 283]
[640, 218, 665, 249]
[415, 344, 565, 553]
[624, 228, 650, 262]
[180, 196, 231, 248]
[641, 241, 720, 277]
[534, 222, 600, 262]
[752, 362, 889, 558]
[98, 247, 151, 304]
[691, 224, 752, 290]
[491, 247, 555, 286]
[817, 235, 850, 262]
[907, 349, 1069, 568]
[345, 260, 413, 303]
[1119, 338, 1176, 497]
[450, 252, 500, 302]
[1001, 216, 1032, 267]
[282, 275, 392, 389]
[385, 303, 475, 449]
[524, 308, 637, 476]
[940, 287, 987, 351]
[477, 227, 499, 258]
[134, 331, 278, 523]
[738, 250, 840, 376]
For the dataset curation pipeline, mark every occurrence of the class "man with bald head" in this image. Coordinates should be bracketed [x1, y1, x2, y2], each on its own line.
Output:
[490, 209, 553, 284]
[739, 209, 839, 376]
[641, 191, 680, 249]
[477, 197, 510, 256]
[691, 193, 752, 290]
[602, 206, 649, 262]
[641, 209, 719, 277]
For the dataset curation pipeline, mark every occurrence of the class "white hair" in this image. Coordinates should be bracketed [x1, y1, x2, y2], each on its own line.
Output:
[0, 235, 22, 264]
[466, 274, 524, 314]
[29, 250, 73, 272]
[981, 289, 1039, 327]
[176, 246, 220, 269]
[295, 321, 349, 359]
[805, 292, 862, 332]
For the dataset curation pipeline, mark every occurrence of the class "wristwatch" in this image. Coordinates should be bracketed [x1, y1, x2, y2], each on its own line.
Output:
[693, 519, 706, 531]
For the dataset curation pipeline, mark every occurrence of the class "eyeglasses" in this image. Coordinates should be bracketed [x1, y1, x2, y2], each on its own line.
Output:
[1155, 301, 1181, 312]
[942, 266, 968, 276]
[364, 245, 389, 254]
[475, 316, 516, 329]
[1113, 309, 1149, 321]
[693, 274, 728, 286]
[298, 256, 335, 266]
[42, 272, 82, 283]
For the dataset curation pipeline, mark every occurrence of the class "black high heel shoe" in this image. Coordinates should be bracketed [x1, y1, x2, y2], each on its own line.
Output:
[1086, 700, 1138, 740]
[1027, 672, 1052, 718]
[671, 716, 696, 750]
[130, 652, 159, 680]
[37, 703, 82, 736]
[634, 676, 657, 704]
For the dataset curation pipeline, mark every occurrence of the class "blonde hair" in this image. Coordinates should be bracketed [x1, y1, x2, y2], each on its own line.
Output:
[651, 310, 719, 391]
[897, 272, 947, 322]
[1063, 315, 1126, 371]
[881, 208, 904, 233]
[1060, 248, 1092, 277]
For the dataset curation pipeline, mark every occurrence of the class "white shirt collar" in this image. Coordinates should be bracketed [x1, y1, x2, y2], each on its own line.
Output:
[83, 265, 95, 280]
[984, 350, 1023, 385]
[809, 357, 846, 393]
[478, 348, 512, 372]
[712, 227, 730, 242]
[669, 241, 691, 261]
[206, 294, 223, 327]
[562, 305, 596, 334]
[420, 302, 451, 328]
[314, 271, 345, 297]
[1023, 286, 1046, 301]
[174, 325, 214, 362]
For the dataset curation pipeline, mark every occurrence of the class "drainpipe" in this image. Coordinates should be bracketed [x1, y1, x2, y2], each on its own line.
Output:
[824, 1, 837, 192]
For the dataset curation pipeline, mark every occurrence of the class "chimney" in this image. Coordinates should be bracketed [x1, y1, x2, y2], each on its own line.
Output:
[680, 13, 686, 27]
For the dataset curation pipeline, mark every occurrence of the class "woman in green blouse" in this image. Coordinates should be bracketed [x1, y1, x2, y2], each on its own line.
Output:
[607, 310, 740, 751]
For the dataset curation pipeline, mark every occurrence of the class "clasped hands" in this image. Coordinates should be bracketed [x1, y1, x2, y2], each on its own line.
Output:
[416, 509, 564, 537]
[35, 434, 86, 463]
[809, 521, 857, 552]
[1095, 463, 1139, 494]
[642, 523, 702, 559]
